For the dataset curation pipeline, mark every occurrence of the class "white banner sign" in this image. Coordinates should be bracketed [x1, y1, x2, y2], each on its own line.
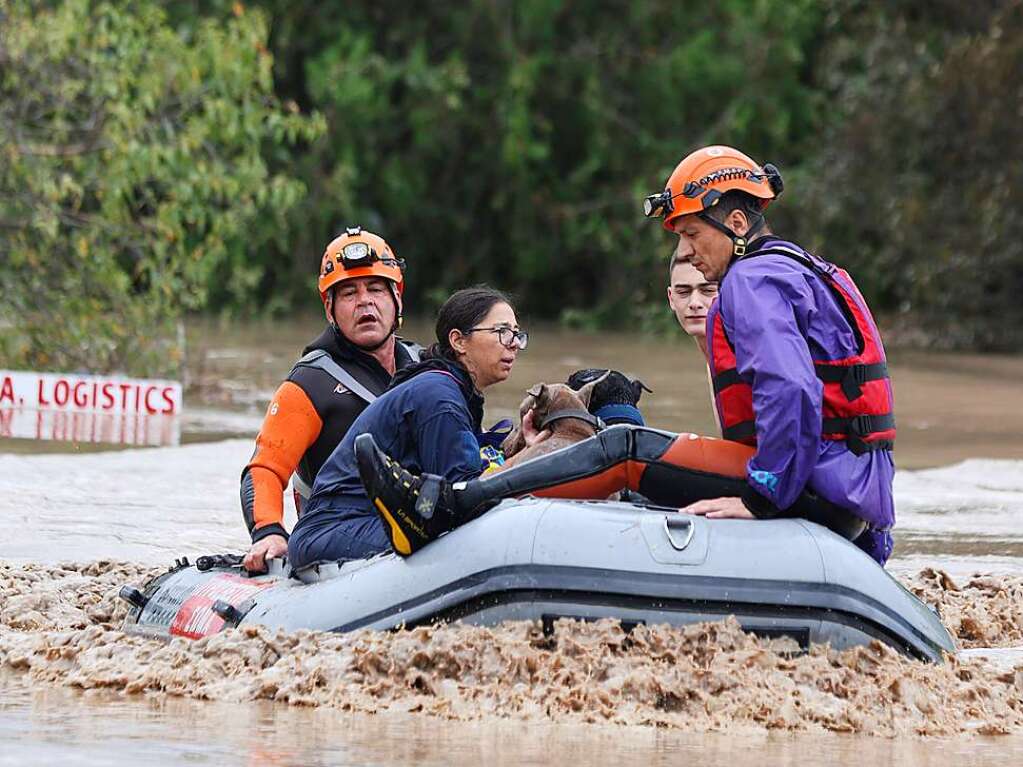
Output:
[0, 369, 182, 415]
[0, 369, 182, 446]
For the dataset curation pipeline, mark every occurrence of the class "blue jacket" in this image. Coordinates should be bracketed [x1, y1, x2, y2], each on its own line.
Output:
[707, 237, 896, 563]
[304, 359, 486, 519]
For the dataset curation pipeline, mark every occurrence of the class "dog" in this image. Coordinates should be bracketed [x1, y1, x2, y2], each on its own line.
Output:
[498, 369, 649, 470]
[499, 373, 608, 469]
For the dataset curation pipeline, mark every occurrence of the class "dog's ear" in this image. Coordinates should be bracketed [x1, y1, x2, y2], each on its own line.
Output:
[631, 378, 653, 403]
[526, 383, 550, 410]
[574, 371, 610, 409]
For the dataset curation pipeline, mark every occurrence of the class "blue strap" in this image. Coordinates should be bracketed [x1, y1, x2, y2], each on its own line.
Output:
[593, 403, 645, 426]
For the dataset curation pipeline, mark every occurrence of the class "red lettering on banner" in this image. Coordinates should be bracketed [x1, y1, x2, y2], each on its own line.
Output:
[53, 379, 69, 407]
[101, 382, 114, 409]
[73, 381, 89, 408]
[143, 385, 158, 415]
[162, 387, 176, 414]
[37, 380, 50, 406]
[118, 383, 132, 410]
[0, 377, 13, 405]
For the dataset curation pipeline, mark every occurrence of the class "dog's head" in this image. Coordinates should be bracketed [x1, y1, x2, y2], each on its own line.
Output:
[501, 373, 609, 458]
[565, 368, 651, 412]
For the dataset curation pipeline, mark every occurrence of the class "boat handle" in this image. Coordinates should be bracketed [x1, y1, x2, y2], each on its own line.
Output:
[663, 515, 695, 551]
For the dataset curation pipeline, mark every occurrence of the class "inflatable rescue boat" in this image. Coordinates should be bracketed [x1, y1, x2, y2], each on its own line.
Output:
[120, 497, 955, 662]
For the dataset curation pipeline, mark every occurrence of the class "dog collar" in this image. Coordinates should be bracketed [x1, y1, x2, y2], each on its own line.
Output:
[538, 408, 605, 432]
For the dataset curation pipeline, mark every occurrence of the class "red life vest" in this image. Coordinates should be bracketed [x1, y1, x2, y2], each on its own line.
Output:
[709, 244, 896, 455]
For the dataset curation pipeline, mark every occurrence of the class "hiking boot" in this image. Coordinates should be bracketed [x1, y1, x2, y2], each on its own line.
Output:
[355, 433, 456, 556]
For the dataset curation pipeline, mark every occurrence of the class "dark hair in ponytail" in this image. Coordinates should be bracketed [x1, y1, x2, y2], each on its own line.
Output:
[425, 286, 513, 364]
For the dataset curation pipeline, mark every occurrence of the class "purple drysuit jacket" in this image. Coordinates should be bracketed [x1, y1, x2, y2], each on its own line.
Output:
[706, 237, 895, 564]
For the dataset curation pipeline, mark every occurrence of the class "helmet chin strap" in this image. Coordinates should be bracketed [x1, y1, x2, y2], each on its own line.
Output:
[698, 211, 767, 260]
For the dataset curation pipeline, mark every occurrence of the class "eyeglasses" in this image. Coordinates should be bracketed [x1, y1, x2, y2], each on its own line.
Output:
[466, 325, 529, 350]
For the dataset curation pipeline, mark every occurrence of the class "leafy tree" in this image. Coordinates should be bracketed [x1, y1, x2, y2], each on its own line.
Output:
[0, 0, 324, 375]
[197, 0, 828, 323]
[800, 0, 1023, 349]
[7, 0, 1020, 352]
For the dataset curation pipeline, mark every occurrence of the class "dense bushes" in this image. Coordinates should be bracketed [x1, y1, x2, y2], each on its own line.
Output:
[0, 1, 321, 375]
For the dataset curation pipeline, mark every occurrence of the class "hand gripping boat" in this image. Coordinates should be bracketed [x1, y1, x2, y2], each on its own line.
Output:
[120, 498, 955, 662]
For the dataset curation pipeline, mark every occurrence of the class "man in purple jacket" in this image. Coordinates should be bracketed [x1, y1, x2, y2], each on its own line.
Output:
[644, 145, 896, 563]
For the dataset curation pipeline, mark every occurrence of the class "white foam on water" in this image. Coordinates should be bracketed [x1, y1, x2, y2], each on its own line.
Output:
[891, 459, 1023, 573]
[960, 646, 1023, 672]
[0, 439, 255, 563]
[896, 458, 1023, 515]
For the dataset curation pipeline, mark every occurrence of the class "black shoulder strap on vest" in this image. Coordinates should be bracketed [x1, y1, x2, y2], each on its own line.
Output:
[399, 340, 425, 362]
[294, 350, 378, 405]
[739, 243, 820, 272]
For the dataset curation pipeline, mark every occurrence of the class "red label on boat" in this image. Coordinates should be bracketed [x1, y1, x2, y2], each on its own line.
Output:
[170, 574, 273, 639]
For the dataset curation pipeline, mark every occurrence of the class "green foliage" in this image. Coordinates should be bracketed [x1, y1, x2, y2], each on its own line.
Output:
[799, 0, 1023, 349]
[0, 0, 323, 375]
[4, 0, 1022, 366]
[219, 0, 828, 325]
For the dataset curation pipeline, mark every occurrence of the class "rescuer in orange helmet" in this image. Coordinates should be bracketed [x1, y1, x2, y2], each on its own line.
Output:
[644, 145, 896, 563]
[239, 227, 422, 572]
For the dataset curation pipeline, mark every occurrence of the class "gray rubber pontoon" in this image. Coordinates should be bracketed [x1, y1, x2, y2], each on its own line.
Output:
[120, 497, 955, 662]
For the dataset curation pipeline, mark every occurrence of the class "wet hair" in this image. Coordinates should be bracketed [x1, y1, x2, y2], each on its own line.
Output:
[426, 286, 514, 363]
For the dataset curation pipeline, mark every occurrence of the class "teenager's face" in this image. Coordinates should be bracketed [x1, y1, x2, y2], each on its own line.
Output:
[667, 260, 719, 337]
[451, 302, 522, 389]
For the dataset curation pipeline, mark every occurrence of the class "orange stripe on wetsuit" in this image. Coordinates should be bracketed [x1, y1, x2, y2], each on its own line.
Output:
[532, 434, 753, 500]
[246, 381, 322, 536]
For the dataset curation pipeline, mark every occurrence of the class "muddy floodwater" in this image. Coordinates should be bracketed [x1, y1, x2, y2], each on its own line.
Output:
[2, 317, 1022, 764]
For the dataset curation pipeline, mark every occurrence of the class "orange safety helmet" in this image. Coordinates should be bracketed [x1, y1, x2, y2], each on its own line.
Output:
[643, 145, 783, 233]
[318, 226, 406, 305]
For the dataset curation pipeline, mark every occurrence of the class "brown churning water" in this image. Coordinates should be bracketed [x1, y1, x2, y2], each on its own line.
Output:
[1, 561, 1022, 738]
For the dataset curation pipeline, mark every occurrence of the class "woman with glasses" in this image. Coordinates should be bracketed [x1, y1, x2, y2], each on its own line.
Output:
[287, 286, 538, 568]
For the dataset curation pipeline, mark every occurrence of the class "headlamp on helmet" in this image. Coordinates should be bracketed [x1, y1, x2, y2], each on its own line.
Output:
[643, 190, 674, 218]
[341, 241, 373, 268]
